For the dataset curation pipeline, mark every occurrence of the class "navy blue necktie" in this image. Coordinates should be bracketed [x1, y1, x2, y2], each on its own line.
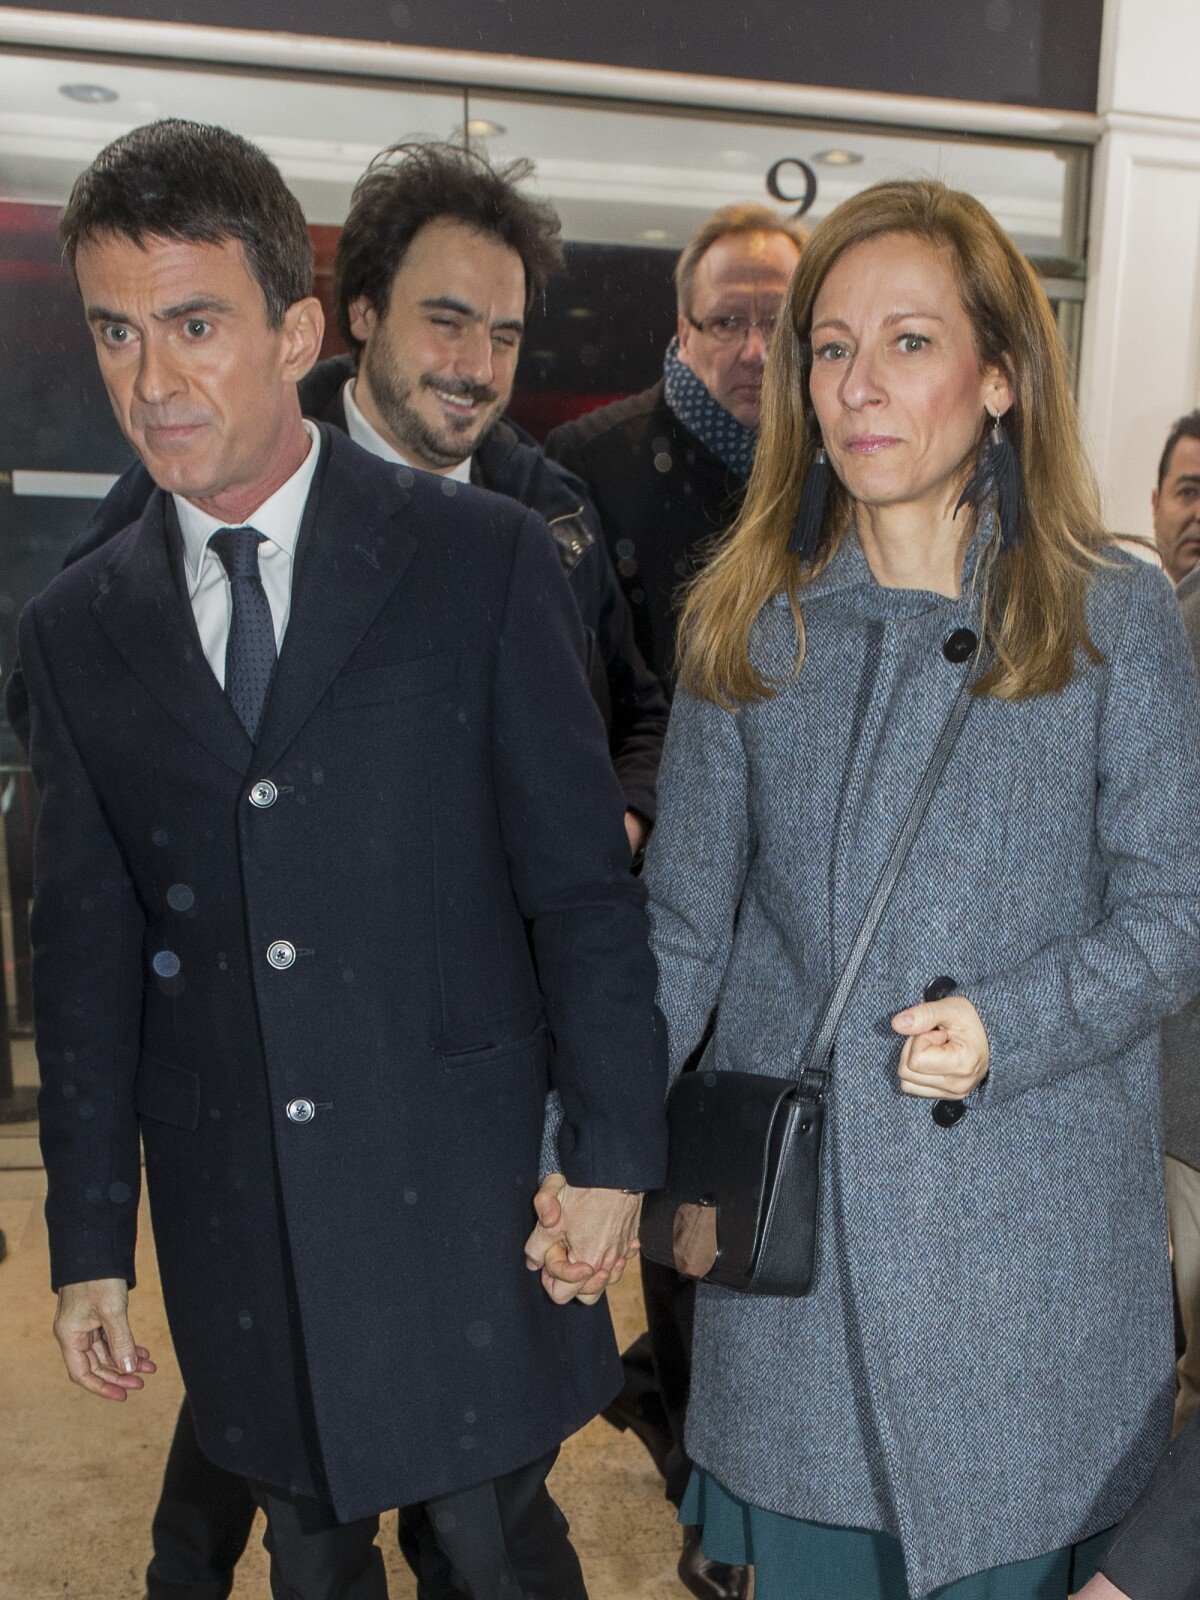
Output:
[209, 527, 276, 741]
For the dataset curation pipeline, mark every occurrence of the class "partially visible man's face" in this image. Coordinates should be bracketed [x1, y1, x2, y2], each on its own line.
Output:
[1153, 434, 1200, 583]
[348, 217, 525, 472]
[676, 230, 802, 428]
[75, 232, 321, 518]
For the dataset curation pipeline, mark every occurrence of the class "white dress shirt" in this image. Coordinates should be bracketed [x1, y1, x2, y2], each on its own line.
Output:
[173, 421, 320, 688]
[342, 377, 472, 484]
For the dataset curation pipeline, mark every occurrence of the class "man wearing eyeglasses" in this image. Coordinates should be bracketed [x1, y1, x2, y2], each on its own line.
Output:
[544, 204, 802, 1600]
[546, 204, 804, 693]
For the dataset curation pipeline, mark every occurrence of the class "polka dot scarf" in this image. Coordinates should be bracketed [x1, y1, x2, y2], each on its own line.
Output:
[662, 335, 757, 481]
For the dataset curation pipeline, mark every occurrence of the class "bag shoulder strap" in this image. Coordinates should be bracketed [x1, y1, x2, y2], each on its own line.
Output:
[802, 644, 983, 1087]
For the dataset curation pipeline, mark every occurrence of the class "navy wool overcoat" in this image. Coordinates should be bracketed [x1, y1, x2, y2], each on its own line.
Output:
[21, 426, 668, 1520]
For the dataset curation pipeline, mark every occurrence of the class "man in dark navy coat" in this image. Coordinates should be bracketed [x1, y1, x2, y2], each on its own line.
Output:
[24, 118, 666, 1600]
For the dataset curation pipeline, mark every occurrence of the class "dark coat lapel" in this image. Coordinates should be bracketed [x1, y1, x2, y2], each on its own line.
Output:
[90, 490, 254, 775]
[253, 428, 416, 770]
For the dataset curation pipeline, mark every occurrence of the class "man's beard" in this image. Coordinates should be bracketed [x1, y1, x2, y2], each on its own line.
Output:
[360, 338, 501, 472]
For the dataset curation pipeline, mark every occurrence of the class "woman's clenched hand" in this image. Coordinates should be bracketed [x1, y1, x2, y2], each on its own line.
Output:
[892, 995, 990, 1100]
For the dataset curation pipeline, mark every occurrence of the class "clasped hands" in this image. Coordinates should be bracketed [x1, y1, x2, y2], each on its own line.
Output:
[53, 1000, 982, 1397]
[524, 1177, 642, 1307]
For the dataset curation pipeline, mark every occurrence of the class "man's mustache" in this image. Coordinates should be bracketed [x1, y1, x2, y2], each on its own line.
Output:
[420, 374, 498, 407]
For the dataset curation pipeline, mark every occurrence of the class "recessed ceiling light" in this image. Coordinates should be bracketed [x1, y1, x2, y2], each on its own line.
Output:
[59, 83, 119, 104]
[641, 228, 670, 242]
[812, 148, 863, 166]
[466, 119, 505, 138]
[566, 306, 595, 320]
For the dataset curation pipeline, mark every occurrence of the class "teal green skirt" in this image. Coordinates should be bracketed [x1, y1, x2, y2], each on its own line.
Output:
[680, 1471, 1112, 1600]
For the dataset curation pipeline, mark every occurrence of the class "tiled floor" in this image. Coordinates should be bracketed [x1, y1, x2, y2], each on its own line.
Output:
[0, 1146, 688, 1600]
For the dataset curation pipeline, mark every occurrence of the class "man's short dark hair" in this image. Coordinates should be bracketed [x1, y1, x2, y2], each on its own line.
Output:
[60, 118, 313, 327]
[1158, 409, 1200, 488]
[334, 140, 564, 348]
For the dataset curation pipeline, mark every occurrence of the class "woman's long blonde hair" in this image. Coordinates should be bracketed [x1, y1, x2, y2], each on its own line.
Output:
[677, 180, 1107, 707]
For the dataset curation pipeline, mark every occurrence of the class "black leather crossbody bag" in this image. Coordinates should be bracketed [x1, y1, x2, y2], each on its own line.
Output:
[640, 648, 982, 1297]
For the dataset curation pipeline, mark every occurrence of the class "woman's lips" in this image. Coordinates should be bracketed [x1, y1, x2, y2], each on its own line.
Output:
[846, 435, 901, 455]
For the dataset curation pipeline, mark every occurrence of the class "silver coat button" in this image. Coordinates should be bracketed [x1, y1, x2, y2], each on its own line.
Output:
[267, 940, 296, 969]
[249, 780, 278, 809]
[286, 1097, 315, 1124]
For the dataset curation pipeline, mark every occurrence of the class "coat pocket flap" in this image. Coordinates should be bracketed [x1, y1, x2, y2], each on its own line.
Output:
[330, 651, 458, 708]
[134, 1057, 200, 1131]
[440, 1022, 548, 1071]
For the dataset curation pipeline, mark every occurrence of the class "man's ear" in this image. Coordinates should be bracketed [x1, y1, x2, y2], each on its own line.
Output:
[347, 295, 376, 347]
[1151, 486, 1160, 519]
[677, 310, 695, 369]
[280, 295, 324, 383]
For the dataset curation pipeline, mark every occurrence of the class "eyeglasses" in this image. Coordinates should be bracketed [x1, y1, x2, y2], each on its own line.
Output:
[687, 312, 779, 346]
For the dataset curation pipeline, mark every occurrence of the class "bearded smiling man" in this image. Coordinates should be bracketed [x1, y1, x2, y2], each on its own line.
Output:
[344, 210, 520, 472]
[317, 143, 667, 854]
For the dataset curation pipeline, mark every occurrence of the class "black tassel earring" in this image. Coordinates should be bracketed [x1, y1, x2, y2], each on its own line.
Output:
[788, 445, 832, 559]
[955, 409, 1022, 552]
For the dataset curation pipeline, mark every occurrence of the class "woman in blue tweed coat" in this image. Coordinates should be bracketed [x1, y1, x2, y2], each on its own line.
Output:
[640, 181, 1200, 1598]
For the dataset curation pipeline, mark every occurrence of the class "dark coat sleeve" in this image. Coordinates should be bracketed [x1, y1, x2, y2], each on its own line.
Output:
[20, 600, 146, 1289]
[6, 460, 155, 754]
[491, 509, 668, 1191]
[1101, 1407, 1200, 1600]
[579, 501, 668, 824]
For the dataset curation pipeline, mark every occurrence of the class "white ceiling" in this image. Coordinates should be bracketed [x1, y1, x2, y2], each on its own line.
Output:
[0, 48, 1081, 258]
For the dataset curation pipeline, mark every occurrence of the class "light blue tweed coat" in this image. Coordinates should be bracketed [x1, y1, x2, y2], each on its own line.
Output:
[642, 534, 1200, 1597]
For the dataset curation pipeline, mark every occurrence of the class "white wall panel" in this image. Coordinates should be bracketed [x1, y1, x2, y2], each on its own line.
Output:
[1100, 0, 1200, 123]
[1079, 133, 1200, 533]
[1078, 0, 1200, 537]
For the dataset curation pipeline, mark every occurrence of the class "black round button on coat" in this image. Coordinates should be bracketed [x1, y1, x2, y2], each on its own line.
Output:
[932, 1098, 969, 1128]
[924, 975, 958, 1002]
[942, 628, 978, 664]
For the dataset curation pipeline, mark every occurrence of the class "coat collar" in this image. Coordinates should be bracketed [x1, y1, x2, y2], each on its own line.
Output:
[90, 425, 416, 775]
[252, 426, 416, 770]
[473, 417, 585, 525]
[90, 492, 255, 775]
[793, 509, 998, 617]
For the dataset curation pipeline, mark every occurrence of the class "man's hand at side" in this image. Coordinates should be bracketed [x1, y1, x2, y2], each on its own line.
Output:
[54, 1278, 155, 1400]
[524, 1175, 642, 1307]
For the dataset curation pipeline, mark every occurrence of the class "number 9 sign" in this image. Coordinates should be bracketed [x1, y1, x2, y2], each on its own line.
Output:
[766, 158, 818, 218]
